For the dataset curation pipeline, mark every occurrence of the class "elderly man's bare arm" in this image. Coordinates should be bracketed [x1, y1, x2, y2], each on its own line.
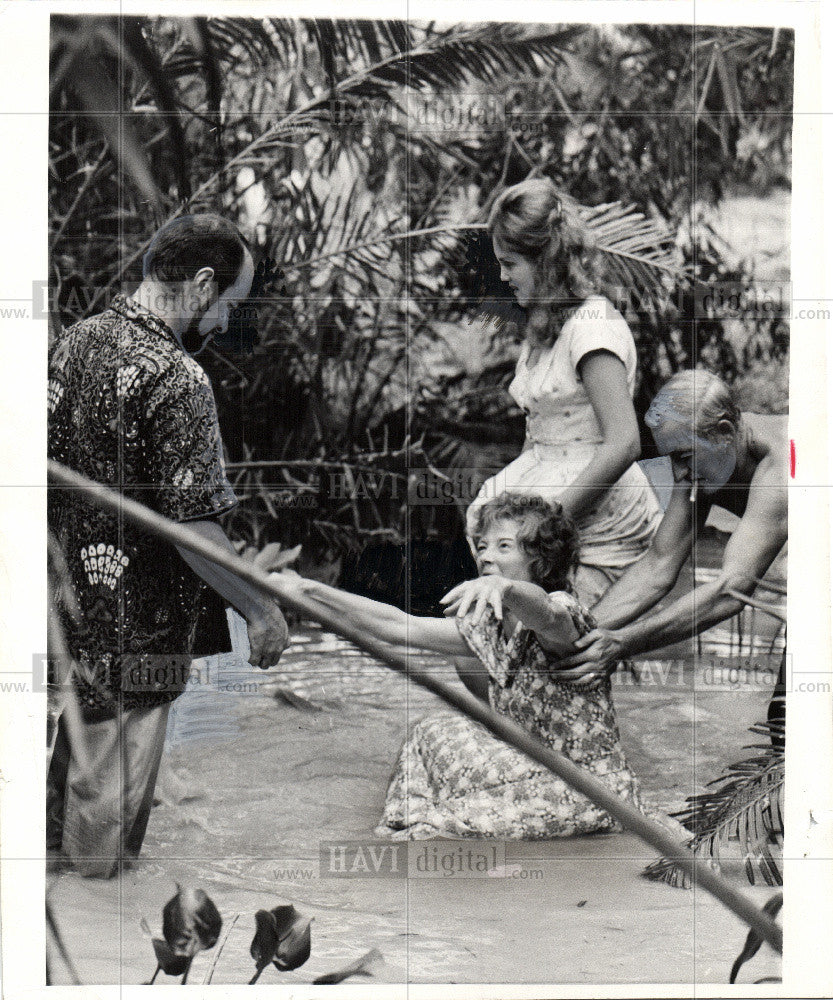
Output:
[587, 483, 698, 632]
[719, 447, 787, 589]
[559, 454, 787, 674]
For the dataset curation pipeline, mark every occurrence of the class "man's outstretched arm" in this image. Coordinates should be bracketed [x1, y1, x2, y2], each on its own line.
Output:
[589, 484, 697, 629]
[176, 519, 289, 669]
[561, 485, 787, 674]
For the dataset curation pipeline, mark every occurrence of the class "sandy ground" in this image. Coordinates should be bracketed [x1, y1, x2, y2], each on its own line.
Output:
[47, 621, 783, 988]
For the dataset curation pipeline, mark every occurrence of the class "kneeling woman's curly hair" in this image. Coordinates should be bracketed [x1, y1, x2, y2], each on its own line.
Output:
[470, 493, 580, 593]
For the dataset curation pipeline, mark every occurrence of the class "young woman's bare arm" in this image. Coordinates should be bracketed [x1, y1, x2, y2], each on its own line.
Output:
[556, 350, 641, 521]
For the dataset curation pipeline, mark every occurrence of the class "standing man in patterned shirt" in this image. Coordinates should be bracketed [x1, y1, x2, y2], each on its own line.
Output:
[48, 214, 289, 876]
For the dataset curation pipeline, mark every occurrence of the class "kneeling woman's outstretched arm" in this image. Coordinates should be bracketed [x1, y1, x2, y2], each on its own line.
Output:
[275, 572, 470, 657]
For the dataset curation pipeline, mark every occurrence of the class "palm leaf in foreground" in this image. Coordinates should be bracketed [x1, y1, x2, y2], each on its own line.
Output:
[351, 22, 581, 91]
[643, 719, 784, 889]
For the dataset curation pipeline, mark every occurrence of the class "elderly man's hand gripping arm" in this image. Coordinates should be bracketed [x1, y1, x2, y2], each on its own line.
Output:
[550, 484, 695, 683]
[560, 472, 787, 680]
[175, 520, 289, 669]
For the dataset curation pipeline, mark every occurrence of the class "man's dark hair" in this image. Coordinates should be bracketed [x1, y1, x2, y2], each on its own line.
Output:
[143, 214, 249, 294]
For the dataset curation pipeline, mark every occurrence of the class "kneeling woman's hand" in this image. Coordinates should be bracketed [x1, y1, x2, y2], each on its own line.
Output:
[441, 576, 513, 624]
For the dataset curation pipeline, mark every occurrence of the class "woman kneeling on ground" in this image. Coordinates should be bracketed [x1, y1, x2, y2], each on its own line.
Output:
[279, 493, 643, 840]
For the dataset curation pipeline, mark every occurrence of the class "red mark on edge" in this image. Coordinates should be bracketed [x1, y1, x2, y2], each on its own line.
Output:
[789, 439, 796, 478]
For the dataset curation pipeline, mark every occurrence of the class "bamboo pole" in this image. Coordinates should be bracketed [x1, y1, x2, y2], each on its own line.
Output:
[48, 459, 783, 954]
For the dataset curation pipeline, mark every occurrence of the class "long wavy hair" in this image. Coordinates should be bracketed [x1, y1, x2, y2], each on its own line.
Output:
[470, 492, 579, 593]
[488, 177, 604, 346]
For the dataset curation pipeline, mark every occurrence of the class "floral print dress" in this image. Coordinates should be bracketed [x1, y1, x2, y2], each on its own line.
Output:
[376, 592, 642, 840]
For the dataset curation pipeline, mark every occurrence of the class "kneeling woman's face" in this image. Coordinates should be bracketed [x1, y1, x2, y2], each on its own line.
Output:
[474, 518, 535, 583]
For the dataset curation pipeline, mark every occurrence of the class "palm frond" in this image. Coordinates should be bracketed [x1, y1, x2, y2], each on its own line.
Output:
[284, 223, 452, 276]
[578, 201, 682, 308]
[162, 20, 577, 100]
[184, 22, 576, 181]
[263, 20, 580, 94]
[265, 167, 407, 300]
[283, 199, 681, 320]
[643, 719, 784, 889]
[215, 17, 285, 63]
[166, 17, 283, 73]
[81, 19, 584, 302]
[263, 18, 413, 73]
[354, 23, 581, 92]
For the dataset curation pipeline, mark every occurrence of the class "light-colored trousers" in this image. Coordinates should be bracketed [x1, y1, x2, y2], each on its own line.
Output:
[47, 702, 171, 878]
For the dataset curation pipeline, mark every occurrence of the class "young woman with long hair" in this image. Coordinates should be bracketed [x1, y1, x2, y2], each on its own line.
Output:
[467, 178, 662, 606]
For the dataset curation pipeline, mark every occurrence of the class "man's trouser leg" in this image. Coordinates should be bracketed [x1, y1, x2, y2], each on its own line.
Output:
[47, 716, 71, 853]
[59, 702, 171, 877]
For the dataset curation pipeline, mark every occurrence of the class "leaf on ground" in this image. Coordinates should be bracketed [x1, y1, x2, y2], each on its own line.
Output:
[312, 947, 385, 984]
[270, 687, 325, 712]
[151, 938, 190, 977]
[250, 904, 312, 982]
[163, 885, 223, 957]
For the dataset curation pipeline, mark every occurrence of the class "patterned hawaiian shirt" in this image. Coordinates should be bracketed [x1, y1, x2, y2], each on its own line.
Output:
[48, 294, 238, 715]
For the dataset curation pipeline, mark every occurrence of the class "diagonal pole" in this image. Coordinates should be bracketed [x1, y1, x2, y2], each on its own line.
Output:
[47, 459, 783, 954]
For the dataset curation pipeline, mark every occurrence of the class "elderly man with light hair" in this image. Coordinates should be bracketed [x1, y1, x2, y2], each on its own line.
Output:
[561, 369, 787, 741]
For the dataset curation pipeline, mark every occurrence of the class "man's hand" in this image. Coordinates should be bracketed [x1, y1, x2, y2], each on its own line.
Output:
[557, 627, 625, 684]
[246, 603, 289, 669]
[176, 523, 293, 669]
[441, 576, 512, 623]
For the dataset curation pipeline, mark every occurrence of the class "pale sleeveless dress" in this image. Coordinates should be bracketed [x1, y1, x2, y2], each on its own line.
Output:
[466, 297, 661, 602]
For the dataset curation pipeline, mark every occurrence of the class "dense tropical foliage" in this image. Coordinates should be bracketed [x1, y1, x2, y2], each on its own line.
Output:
[49, 16, 792, 587]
